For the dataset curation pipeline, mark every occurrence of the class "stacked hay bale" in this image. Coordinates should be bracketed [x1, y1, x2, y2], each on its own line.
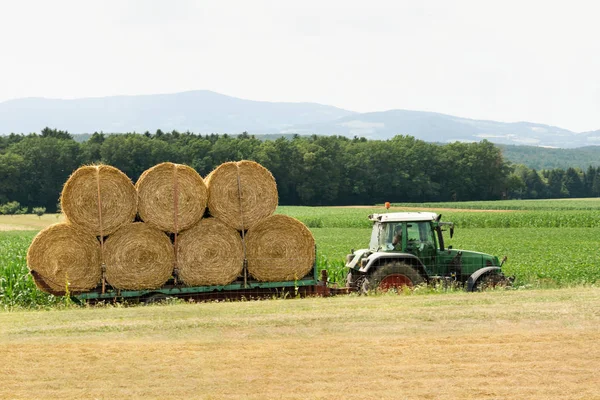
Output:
[28, 164, 138, 294]
[176, 218, 244, 286]
[60, 164, 137, 236]
[136, 162, 208, 233]
[135, 162, 211, 287]
[245, 215, 315, 282]
[205, 160, 279, 231]
[28, 163, 192, 293]
[103, 222, 175, 290]
[205, 160, 315, 283]
[27, 160, 316, 295]
[27, 222, 102, 294]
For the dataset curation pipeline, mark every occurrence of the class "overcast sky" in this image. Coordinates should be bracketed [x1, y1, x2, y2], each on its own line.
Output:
[1, 0, 599, 132]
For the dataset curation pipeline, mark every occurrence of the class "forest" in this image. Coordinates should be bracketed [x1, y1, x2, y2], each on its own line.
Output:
[1, 128, 599, 212]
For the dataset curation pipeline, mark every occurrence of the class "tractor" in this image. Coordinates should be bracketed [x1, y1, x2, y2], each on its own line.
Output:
[345, 212, 509, 292]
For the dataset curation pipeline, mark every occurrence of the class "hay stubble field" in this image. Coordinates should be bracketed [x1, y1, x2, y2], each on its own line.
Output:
[1, 289, 599, 399]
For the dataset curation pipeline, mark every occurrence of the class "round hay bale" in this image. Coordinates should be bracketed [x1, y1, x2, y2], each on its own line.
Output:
[136, 162, 208, 233]
[61, 165, 137, 236]
[206, 160, 278, 231]
[177, 218, 244, 286]
[26, 222, 101, 294]
[104, 222, 174, 290]
[246, 214, 315, 282]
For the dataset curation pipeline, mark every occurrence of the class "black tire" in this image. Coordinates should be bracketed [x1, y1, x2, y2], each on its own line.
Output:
[473, 273, 509, 291]
[143, 293, 170, 304]
[354, 274, 369, 295]
[367, 262, 425, 292]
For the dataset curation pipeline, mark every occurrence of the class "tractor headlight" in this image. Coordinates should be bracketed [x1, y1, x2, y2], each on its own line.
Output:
[346, 253, 354, 264]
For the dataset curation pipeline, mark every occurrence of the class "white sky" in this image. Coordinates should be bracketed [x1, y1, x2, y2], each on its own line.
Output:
[1, 0, 599, 132]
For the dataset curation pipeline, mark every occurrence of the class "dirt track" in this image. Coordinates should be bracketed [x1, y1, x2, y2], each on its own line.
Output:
[0, 214, 64, 231]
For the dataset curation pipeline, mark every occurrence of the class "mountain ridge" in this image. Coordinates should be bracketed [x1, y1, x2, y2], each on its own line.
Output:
[1, 90, 598, 148]
[0, 90, 355, 135]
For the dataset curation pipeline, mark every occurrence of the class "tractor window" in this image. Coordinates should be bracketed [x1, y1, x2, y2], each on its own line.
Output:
[406, 222, 436, 248]
[406, 223, 420, 242]
[374, 223, 403, 251]
[369, 223, 381, 251]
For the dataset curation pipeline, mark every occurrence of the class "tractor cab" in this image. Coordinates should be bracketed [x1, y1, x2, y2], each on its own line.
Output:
[368, 212, 454, 271]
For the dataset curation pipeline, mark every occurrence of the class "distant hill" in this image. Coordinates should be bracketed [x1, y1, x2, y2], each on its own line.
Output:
[499, 144, 600, 170]
[284, 109, 598, 148]
[0, 90, 355, 135]
[2, 90, 599, 148]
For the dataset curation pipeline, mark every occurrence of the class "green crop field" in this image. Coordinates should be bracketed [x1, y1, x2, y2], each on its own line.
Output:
[278, 204, 600, 228]
[0, 231, 63, 308]
[1, 198, 600, 308]
[395, 198, 600, 211]
[284, 199, 600, 290]
[312, 226, 600, 288]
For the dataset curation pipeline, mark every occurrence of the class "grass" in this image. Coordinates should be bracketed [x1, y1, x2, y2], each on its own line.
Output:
[0, 231, 62, 308]
[448, 228, 600, 286]
[280, 205, 600, 228]
[1, 288, 599, 399]
[313, 226, 600, 288]
[395, 197, 600, 210]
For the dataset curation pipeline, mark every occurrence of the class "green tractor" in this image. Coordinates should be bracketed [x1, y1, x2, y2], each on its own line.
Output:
[345, 212, 509, 292]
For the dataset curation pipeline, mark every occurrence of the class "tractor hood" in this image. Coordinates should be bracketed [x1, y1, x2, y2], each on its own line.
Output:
[442, 249, 501, 267]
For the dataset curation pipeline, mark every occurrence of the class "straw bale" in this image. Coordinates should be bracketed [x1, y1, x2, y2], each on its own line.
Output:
[177, 218, 244, 286]
[104, 222, 174, 290]
[246, 214, 315, 282]
[205, 160, 278, 231]
[61, 165, 137, 236]
[26, 222, 101, 294]
[136, 162, 208, 233]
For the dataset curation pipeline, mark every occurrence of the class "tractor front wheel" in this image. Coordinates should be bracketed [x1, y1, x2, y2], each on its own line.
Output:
[368, 263, 425, 292]
[473, 273, 510, 291]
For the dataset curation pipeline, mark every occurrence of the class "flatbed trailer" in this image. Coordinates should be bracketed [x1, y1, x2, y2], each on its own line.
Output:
[74, 251, 350, 303]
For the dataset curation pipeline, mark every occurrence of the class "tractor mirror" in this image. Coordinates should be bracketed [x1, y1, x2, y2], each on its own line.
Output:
[450, 227, 454, 238]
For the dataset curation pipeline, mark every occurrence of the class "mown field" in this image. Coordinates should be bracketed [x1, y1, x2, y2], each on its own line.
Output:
[1, 288, 599, 399]
[1, 198, 599, 308]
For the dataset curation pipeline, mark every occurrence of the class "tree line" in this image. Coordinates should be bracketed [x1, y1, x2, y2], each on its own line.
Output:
[1, 128, 599, 213]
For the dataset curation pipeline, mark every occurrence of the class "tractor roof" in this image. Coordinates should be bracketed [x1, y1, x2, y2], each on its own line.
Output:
[368, 212, 439, 223]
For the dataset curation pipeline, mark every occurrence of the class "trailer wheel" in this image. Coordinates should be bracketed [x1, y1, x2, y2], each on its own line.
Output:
[368, 262, 424, 292]
[143, 293, 170, 304]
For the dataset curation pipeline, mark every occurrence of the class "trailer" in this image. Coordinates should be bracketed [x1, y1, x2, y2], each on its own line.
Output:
[73, 249, 348, 304]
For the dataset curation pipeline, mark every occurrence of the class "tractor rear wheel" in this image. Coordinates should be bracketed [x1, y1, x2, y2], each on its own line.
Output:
[368, 262, 424, 292]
